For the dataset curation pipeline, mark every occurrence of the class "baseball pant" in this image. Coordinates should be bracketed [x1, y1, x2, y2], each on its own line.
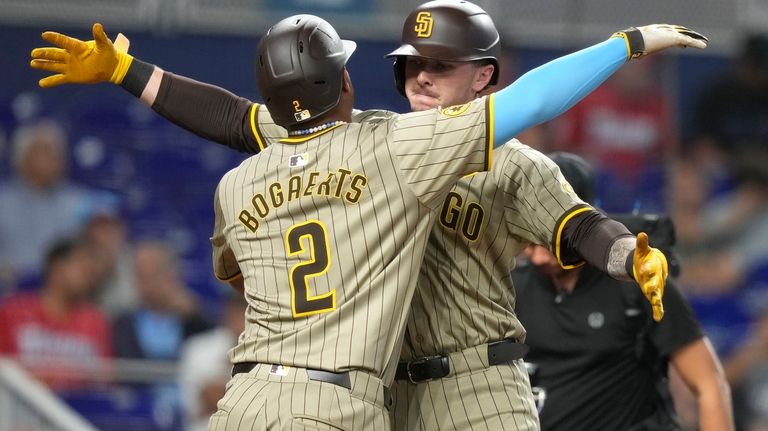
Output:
[209, 364, 391, 431]
[391, 346, 540, 431]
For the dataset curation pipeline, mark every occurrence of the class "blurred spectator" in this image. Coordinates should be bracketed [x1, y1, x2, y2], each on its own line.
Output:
[0, 119, 111, 291]
[551, 59, 676, 212]
[671, 34, 768, 396]
[112, 239, 211, 360]
[84, 209, 137, 317]
[666, 158, 710, 250]
[668, 151, 768, 383]
[676, 151, 768, 294]
[178, 292, 246, 431]
[0, 237, 111, 391]
[691, 33, 768, 182]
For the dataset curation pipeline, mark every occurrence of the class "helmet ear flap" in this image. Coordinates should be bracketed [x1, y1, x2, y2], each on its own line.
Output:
[393, 57, 407, 98]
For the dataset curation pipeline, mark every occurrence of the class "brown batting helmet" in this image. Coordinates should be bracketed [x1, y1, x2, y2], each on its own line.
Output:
[386, 0, 501, 96]
[255, 15, 356, 128]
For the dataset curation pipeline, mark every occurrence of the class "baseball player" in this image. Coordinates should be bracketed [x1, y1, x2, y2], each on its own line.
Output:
[382, 4, 708, 430]
[208, 15, 500, 429]
[30, 9, 707, 430]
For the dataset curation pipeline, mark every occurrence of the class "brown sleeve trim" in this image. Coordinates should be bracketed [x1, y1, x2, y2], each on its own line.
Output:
[552, 204, 592, 269]
[556, 207, 635, 272]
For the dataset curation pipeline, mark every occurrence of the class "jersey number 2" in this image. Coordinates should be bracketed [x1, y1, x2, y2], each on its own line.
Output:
[286, 220, 335, 317]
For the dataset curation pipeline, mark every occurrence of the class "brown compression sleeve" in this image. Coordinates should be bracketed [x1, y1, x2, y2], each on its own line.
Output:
[557, 208, 633, 273]
[151, 72, 262, 154]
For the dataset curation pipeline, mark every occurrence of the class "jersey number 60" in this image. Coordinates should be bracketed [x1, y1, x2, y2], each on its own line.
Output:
[286, 220, 336, 317]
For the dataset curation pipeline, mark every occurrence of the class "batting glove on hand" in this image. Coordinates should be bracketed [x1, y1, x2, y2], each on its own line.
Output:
[633, 232, 669, 322]
[30, 23, 132, 88]
[612, 24, 708, 60]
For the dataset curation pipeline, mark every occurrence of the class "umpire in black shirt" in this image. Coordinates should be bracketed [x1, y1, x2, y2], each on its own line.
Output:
[513, 152, 733, 430]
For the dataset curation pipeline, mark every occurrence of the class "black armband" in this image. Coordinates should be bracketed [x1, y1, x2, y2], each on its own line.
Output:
[612, 27, 645, 59]
[120, 58, 155, 98]
[625, 249, 636, 281]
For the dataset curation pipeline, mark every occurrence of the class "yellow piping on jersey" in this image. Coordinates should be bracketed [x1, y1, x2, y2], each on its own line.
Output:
[249, 103, 266, 151]
[610, 31, 633, 60]
[280, 124, 345, 144]
[486, 94, 494, 171]
[554, 206, 590, 269]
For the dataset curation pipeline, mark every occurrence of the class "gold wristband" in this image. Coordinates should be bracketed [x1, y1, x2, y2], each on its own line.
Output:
[110, 52, 134, 84]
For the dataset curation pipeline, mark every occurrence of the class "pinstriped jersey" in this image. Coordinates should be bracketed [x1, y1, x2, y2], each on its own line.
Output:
[243, 104, 397, 152]
[400, 140, 586, 360]
[250, 105, 585, 359]
[211, 98, 492, 384]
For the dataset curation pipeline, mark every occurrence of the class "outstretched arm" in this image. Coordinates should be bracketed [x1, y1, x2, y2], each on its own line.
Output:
[558, 208, 669, 321]
[490, 24, 708, 146]
[30, 23, 266, 153]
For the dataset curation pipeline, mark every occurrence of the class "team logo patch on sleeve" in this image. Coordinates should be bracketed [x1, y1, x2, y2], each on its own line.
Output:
[289, 153, 309, 168]
[440, 102, 472, 117]
[559, 179, 576, 196]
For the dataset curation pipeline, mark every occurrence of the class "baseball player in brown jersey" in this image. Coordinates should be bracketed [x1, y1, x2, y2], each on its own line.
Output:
[206, 15, 497, 429]
[31, 7, 707, 430]
[383, 4, 707, 430]
[387, 3, 568, 429]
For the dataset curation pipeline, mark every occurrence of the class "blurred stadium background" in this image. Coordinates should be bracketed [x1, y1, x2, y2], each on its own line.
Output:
[0, 0, 767, 430]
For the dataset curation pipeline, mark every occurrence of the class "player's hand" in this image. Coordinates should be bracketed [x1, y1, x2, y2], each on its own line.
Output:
[633, 232, 669, 322]
[613, 24, 708, 59]
[30, 23, 133, 88]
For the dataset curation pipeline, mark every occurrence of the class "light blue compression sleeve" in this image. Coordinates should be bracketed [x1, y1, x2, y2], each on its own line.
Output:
[491, 37, 629, 147]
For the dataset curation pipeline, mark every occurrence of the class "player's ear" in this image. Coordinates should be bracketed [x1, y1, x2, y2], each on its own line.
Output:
[472, 63, 495, 93]
[341, 68, 352, 93]
[337, 68, 354, 116]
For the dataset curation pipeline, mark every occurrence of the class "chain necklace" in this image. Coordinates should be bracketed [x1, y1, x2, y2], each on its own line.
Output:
[288, 120, 347, 136]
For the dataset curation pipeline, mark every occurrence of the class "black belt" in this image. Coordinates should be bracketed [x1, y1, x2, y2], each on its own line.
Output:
[232, 362, 352, 389]
[232, 362, 393, 408]
[395, 339, 529, 383]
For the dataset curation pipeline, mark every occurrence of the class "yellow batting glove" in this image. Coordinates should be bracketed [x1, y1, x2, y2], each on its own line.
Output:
[633, 232, 669, 322]
[30, 23, 133, 88]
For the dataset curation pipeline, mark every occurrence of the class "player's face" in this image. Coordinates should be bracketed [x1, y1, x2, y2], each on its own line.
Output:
[404, 57, 490, 112]
[524, 244, 565, 277]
